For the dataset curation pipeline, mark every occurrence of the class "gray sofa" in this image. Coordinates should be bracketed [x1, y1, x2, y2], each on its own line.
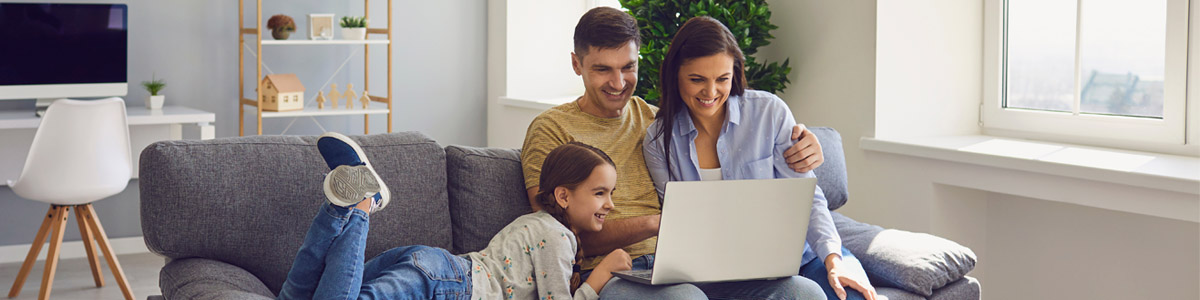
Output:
[139, 128, 979, 299]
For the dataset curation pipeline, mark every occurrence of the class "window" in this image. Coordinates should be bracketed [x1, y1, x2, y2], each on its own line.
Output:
[982, 0, 1190, 146]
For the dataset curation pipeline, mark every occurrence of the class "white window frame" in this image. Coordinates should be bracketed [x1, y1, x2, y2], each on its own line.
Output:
[982, 0, 1191, 148]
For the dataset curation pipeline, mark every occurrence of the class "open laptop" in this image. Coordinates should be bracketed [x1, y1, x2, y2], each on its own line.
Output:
[612, 177, 816, 285]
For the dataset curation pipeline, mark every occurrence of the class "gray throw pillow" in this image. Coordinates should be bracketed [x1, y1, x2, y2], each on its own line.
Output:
[833, 212, 977, 297]
[444, 145, 534, 254]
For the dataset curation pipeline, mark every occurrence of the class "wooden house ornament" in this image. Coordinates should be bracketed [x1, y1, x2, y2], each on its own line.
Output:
[260, 74, 305, 111]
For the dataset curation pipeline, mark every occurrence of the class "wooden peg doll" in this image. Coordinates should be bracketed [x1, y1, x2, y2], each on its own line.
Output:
[316, 91, 326, 109]
[344, 83, 357, 109]
[327, 84, 341, 109]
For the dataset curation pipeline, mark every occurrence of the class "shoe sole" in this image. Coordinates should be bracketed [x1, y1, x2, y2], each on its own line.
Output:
[323, 165, 381, 207]
[318, 132, 391, 210]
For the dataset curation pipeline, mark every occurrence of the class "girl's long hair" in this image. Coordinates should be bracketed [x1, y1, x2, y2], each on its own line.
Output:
[534, 141, 616, 292]
[650, 16, 747, 174]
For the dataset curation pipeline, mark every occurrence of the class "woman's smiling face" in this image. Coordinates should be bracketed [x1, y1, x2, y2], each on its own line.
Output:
[677, 53, 735, 122]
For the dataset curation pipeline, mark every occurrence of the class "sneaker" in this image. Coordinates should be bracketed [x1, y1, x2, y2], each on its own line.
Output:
[317, 132, 390, 211]
[323, 165, 381, 208]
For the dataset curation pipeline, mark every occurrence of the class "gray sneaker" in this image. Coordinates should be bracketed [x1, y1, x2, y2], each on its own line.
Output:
[323, 165, 382, 209]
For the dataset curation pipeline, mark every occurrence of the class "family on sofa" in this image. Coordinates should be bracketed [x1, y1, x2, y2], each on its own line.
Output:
[140, 6, 979, 300]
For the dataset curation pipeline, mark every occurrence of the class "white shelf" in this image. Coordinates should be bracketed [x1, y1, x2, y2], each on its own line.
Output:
[260, 39, 389, 45]
[258, 101, 390, 118]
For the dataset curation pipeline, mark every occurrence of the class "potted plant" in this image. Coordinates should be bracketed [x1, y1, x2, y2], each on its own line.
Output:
[340, 16, 367, 40]
[142, 74, 166, 110]
[620, 0, 791, 105]
[267, 14, 295, 40]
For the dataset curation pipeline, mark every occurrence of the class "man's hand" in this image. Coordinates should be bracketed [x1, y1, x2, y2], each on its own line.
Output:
[784, 124, 824, 173]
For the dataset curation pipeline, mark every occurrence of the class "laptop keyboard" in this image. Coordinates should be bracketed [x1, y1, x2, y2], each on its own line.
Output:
[624, 269, 653, 280]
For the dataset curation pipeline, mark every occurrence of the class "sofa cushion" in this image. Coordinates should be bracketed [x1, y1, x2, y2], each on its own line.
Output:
[809, 127, 848, 210]
[140, 132, 453, 294]
[444, 145, 533, 254]
[833, 212, 977, 297]
[159, 258, 274, 300]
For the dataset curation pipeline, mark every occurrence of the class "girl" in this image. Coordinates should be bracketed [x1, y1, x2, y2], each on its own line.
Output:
[277, 132, 630, 300]
[643, 17, 880, 300]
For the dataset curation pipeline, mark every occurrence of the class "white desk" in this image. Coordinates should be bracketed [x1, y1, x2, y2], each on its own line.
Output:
[0, 105, 216, 185]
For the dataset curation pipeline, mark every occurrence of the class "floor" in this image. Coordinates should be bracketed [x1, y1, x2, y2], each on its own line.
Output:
[0, 252, 164, 300]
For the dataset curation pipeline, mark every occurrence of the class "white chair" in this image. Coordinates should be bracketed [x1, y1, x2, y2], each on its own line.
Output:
[6, 98, 135, 300]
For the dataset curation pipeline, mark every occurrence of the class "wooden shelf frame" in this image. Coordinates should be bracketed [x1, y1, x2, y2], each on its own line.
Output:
[238, 0, 393, 136]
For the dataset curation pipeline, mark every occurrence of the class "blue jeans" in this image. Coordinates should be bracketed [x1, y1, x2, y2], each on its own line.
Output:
[584, 254, 706, 299]
[588, 254, 820, 300]
[277, 204, 473, 300]
[798, 247, 868, 300]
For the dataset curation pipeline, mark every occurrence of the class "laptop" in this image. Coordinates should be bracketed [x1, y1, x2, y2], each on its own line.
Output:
[611, 177, 816, 285]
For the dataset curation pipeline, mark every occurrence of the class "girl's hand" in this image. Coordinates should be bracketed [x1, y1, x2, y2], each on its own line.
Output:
[586, 249, 632, 293]
[597, 249, 632, 273]
[825, 254, 879, 300]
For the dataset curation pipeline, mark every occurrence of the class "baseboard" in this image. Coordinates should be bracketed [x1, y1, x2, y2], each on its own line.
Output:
[0, 236, 152, 264]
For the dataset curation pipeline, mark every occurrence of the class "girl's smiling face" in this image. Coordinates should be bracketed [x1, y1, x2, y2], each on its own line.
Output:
[555, 164, 617, 233]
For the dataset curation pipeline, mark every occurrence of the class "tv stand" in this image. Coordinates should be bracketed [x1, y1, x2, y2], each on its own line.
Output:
[33, 98, 58, 117]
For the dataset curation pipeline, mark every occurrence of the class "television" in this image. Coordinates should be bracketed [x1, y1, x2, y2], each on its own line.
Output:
[0, 3, 128, 114]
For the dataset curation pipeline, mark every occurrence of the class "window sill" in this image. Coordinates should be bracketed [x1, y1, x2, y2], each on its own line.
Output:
[499, 95, 577, 111]
[861, 135, 1199, 222]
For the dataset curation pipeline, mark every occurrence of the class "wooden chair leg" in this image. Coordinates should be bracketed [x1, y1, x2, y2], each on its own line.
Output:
[7, 206, 56, 298]
[37, 205, 70, 300]
[74, 206, 105, 287]
[79, 204, 134, 300]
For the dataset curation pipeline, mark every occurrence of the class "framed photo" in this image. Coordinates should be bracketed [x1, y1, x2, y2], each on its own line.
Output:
[307, 13, 335, 40]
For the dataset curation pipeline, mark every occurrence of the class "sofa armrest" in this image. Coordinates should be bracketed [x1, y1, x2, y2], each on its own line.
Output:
[159, 258, 274, 300]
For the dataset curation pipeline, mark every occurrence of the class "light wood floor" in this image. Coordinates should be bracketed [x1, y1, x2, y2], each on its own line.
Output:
[0, 252, 163, 300]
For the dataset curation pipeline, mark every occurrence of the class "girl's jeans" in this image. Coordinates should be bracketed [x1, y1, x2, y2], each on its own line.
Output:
[277, 204, 472, 300]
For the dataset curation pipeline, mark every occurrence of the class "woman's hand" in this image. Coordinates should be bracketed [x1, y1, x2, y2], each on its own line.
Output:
[825, 254, 879, 300]
[586, 249, 632, 293]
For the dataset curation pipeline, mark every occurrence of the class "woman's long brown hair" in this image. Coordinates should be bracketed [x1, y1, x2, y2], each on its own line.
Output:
[533, 141, 616, 292]
[650, 16, 748, 175]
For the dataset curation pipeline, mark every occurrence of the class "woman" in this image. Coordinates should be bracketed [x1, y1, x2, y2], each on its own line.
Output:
[277, 133, 631, 299]
[643, 17, 879, 300]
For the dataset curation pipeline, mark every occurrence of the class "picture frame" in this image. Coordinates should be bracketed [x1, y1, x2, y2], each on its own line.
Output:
[307, 13, 335, 40]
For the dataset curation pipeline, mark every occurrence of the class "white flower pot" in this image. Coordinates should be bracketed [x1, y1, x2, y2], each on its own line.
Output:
[341, 28, 366, 40]
[146, 95, 164, 110]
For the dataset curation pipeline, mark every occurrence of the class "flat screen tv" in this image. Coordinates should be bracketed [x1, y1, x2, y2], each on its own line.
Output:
[0, 3, 128, 102]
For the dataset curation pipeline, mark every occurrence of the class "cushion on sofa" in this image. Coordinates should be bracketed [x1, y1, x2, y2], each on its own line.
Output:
[832, 212, 977, 297]
[140, 132, 454, 294]
[809, 127, 848, 210]
[444, 145, 534, 254]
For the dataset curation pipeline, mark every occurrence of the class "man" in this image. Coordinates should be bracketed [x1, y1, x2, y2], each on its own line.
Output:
[520, 7, 826, 299]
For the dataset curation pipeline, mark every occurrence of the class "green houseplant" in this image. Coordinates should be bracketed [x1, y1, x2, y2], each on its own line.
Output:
[340, 16, 367, 40]
[620, 0, 791, 105]
[141, 74, 166, 110]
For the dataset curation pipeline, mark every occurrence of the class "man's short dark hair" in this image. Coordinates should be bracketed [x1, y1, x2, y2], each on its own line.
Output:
[573, 7, 642, 57]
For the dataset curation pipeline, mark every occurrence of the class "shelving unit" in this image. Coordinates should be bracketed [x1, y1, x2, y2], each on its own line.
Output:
[238, 0, 393, 136]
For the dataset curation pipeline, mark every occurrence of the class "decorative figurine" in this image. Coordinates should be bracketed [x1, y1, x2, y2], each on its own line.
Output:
[327, 83, 341, 109]
[344, 83, 357, 109]
[316, 91, 326, 109]
[361, 91, 371, 109]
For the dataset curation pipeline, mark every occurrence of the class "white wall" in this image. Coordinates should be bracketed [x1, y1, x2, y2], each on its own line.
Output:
[488, 0, 593, 149]
[764, 0, 1199, 297]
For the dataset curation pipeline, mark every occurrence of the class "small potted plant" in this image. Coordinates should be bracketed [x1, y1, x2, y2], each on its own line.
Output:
[267, 14, 295, 40]
[142, 74, 166, 110]
[340, 16, 367, 40]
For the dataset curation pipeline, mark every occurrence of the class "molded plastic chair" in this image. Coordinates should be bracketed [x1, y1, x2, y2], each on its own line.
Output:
[6, 98, 135, 300]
